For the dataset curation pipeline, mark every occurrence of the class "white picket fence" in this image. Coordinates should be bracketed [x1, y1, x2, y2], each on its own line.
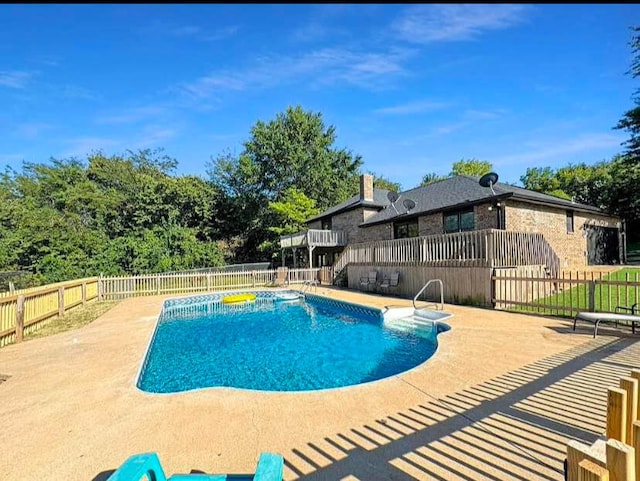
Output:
[99, 268, 321, 300]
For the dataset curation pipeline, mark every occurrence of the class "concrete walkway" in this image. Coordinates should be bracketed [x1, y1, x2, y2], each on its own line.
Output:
[0, 287, 638, 480]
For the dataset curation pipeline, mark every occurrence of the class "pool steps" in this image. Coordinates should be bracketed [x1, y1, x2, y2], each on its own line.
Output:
[382, 307, 452, 338]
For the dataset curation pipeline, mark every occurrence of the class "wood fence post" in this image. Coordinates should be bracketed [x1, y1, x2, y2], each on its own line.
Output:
[578, 459, 609, 481]
[207, 273, 211, 291]
[15, 295, 24, 343]
[98, 275, 104, 301]
[631, 370, 640, 421]
[620, 377, 639, 446]
[156, 274, 160, 295]
[588, 280, 596, 312]
[81, 282, 87, 305]
[607, 387, 627, 442]
[634, 421, 640, 481]
[58, 286, 65, 317]
[605, 439, 635, 481]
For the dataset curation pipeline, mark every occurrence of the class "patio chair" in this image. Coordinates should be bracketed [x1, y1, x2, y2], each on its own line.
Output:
[378, 272, 400, 295]
[107, 451, 283, 480]
[273, 267, 289, 287]
[573, 309, 640, 338]
[359, 271, 378, 292]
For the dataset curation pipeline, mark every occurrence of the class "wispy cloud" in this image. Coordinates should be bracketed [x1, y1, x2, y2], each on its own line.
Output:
[0, 70, 35, 89]
[374, 100, 451, 115]
[132, 126, 178, 149]
[140, 22, 239, 42]
[60, 85, 98, 101]
[181, 46, 415, 99]
[15, 122, 54, 139]
[392, 4, 529, 43]
[61, 137, 122, 158]
[95, 106, 167, 125]
[492, 133, 625, 166]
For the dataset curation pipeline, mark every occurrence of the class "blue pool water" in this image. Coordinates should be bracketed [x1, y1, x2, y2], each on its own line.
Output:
[137, 292, 445, 393]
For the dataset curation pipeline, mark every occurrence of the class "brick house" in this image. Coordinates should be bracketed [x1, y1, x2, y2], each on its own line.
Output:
[280, 174, 624, 270]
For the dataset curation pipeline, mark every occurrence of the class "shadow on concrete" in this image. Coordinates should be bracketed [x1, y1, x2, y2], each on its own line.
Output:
[282, 336, 640, 480]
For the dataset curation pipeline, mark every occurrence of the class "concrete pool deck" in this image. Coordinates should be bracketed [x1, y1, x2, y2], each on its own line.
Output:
[0, 287, 638, 480]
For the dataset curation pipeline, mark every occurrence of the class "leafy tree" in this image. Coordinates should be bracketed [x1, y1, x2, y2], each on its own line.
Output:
[450, 159, 493, 177]
[420, 172, 446, 187]
[615, 26, 640, 163]
[209, 105, 363, 261]
[370, 172, 401, 192]
[520, 167, 571, 200]
[0, 149, 224, 284]
[259, 187, 320, 260]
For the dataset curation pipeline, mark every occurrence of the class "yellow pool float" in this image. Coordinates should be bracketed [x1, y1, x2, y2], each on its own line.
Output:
[222, 293, 257, 304]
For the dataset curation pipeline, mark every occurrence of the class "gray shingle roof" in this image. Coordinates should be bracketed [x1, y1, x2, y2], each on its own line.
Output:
[307, 188, 391, 223]
[360, 175, 610, 226]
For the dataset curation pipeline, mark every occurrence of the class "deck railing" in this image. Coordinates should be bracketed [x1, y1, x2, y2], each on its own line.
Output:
[332, 229, 560, 279]
[280, 229, 347, 248]
[0, 277, 99, 347]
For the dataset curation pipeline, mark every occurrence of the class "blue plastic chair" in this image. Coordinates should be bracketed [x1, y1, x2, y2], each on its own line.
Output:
[107, 452, 283, 481]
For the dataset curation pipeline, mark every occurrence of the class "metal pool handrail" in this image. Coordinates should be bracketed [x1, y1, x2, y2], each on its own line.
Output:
[413, 279, 444, 311]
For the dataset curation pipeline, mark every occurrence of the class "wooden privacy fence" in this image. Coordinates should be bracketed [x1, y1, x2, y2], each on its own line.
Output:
[565, 369, 640, 481]
[493, 269, 640, 317]
[333, 229, 560, 279]
[99, 268, 322, 300]
[0, 277, 99, 347]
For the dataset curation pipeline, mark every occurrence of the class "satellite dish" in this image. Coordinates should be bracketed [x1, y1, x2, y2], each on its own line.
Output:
[479, 172, 499, 195]
[387, 191, 399, 203]
[402, 198, 416, 211]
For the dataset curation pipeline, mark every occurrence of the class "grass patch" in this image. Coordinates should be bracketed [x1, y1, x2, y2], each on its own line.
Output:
[507, 268, 640, 318]
[25, 301, 119, 340]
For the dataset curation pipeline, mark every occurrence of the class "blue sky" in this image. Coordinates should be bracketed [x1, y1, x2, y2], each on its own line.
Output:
[1, 4, 638, 190]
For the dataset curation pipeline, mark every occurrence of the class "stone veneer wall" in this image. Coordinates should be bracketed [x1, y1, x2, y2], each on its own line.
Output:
[504, 200, 621, 268]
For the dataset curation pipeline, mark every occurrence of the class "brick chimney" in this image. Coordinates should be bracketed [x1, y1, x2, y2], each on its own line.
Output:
[360, 174, 374, 202]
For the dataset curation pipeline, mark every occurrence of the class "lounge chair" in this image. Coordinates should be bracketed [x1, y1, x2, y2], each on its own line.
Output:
[107, 451, 283, 480]
[273, 267, 289, 287]
[378, 272, 400, 294]
[573, 309, 640, 338]
[359, 271, 378, 292]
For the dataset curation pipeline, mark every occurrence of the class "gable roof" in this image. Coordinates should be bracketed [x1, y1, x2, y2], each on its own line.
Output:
[306, 188, 391, 223]
[360, 175, 612, 227]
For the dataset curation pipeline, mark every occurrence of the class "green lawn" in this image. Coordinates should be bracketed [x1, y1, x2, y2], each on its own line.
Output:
[507, 268, 639, 318]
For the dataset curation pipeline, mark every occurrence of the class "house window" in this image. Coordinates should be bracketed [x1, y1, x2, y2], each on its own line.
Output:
[393, 219, 419, 239]
[321, 218, 332, 230]
[566, 211, 574, 233]
[444, 208, 475, 233]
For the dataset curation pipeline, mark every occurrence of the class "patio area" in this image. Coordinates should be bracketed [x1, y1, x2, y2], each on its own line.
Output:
[0, 287, 638, 480]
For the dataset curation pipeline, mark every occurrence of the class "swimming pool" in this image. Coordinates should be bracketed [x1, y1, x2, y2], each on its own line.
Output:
[137, 291, 449, 393]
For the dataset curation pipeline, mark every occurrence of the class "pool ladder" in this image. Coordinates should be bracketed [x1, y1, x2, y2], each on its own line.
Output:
[413, 279, 444, 311]
[300, 279, 318, 294]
